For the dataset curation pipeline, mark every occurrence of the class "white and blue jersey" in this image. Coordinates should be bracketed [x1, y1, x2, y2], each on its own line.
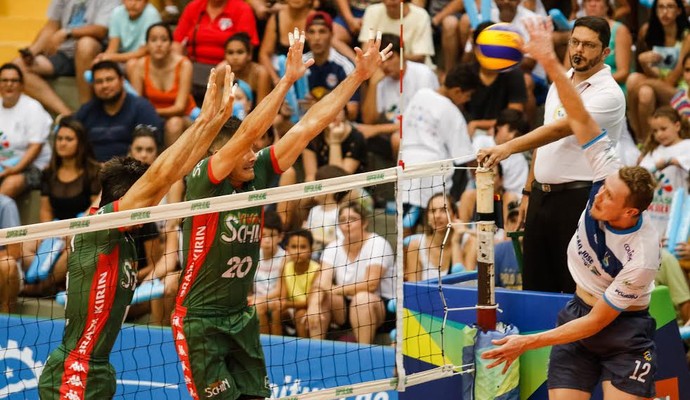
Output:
[567, 131, 661, 311]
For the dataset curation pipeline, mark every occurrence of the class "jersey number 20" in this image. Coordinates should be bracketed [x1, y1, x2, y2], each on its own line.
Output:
[222, 256, 253, 278]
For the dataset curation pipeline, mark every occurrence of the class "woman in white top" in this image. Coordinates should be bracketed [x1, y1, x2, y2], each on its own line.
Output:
[405, 192, 476, 282]
[320, 201, 395, 344]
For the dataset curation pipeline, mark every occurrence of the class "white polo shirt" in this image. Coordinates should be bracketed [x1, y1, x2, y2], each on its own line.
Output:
[535, 66, 625, 184]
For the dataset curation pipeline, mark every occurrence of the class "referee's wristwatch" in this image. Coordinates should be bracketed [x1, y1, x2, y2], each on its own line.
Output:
[521, 188, 531, 196]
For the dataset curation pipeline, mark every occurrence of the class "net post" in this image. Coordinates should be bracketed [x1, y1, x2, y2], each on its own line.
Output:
[475, 167, 496, 332]
[394, 164, 407, 391]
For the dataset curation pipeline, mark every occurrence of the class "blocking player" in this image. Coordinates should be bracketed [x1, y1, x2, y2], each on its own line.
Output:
[37, 66, 237, 400]
[478, 18, 660, 400]
[172, 30, 392, 399]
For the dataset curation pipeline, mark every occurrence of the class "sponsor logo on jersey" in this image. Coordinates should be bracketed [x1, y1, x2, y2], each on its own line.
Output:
[624, 244, 635, 262]
[178, 225, 207, 298]
[614, 288, 638, 300]
[576, 236, 599, 276]
[220, 213, 260, 244]
[205, 379, 230, 397]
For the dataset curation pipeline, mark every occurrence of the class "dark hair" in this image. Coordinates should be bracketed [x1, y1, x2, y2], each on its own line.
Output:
[287, 228, 314, 248]
[641, 105, 690, 155]
[380, 33, 401, 56]
[645, 0, 688, 49]
[145, 22, 172, 42]
[618, 166, 656, 213]
[99, 156, 148, 207]
[208, 116, 243, 155]
[339, 200, 371, 224]
[263, 209, 284, 233]
[132, 124, 160, 145]
[424, 192, 458, 236]
[224, 32, 252, 52]
[0, 63, 23, 83]
[682, 52, 690, 68]
[92, 60, 124, 78]
[472, 21, 496, 43]
[444, 63, 478, 91]
[572, 16, 611, 49]
[46, 116, 100, 189]
[496, 109, 530, 136]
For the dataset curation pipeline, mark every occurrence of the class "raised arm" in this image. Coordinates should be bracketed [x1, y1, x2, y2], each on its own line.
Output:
[210, 28, 314, 181]
[120, 67, 236, 211]
[273, 30, 394, 172]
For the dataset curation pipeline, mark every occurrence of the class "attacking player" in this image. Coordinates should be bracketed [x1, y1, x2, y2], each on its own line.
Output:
[37, 66, 237, 399]
[478, 18, 660, 400]
[172, 30, 393, 399]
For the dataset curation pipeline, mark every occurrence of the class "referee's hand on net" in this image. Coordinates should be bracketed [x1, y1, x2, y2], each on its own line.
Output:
[476, 144, 511, 169]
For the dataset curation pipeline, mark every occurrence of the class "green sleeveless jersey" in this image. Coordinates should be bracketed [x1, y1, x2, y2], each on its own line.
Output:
[177, 147, 281, 315]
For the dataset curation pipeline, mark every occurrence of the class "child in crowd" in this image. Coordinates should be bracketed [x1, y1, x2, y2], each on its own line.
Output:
[216, 32, 272, 105]
[280, 229, 323, 338]
[253, 210, 287, 335]
[96, 0, 161, 64]
[638, 105, 690, 237]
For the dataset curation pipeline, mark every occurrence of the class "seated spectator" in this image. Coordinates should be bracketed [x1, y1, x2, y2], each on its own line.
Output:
[280, 229, 325, 338]
[302, 108, 367, 181]
[657, 249, 690, 324]
[259, 0, 313, 85]
[466, 22, 527, 137]
[232, 80, 255, 120]
[320, 201, 395, 344]
[21, 117, 101, 297]
[130, 23, 196, 148]
[0, 63, 53, 198]
[416, 0, 464, 73]
[216, 32, 272, 105]
[359, 0, 435, 66]
[95, 0, 161, 65]
[670, 53, 690, 120]
[637, 106, 690, 238]
[491, 109, 530, 196]
[405, 192, 477, 282]
[359, 33, 439, 161]
[253, 210, 286, 335]
[627, 0, 690, 142]
[12, 0, 120, 113]
[332, 0, 371, 53]
[494, 200, 522, 289]
[570, 0, 632, 90]
[0, 195, 22, 313]
[75, 61, 163, 162]
[302, 11, 360, 121]
[173, 0, 259, 104]
[129, 125, 160, 166]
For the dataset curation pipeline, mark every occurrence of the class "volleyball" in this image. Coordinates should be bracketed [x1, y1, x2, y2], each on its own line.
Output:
[475, 23, 524, 72]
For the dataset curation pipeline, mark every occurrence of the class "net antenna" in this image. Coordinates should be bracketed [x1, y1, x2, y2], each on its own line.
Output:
[475, 167, 497, 331]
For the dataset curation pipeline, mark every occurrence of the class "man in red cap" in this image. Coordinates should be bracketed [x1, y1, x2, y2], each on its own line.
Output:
[303, 11, 360, 121]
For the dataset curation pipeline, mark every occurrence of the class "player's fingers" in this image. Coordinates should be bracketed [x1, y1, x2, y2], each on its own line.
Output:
[502, 360, 512, 375]
[485, 358, 504, 369]
[492, 337, 508, 345]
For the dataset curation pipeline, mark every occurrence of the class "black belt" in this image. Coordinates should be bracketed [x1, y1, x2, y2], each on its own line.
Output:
[532, 180, 592, 193]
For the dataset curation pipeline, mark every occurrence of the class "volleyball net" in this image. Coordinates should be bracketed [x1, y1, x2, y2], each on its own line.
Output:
[0, 154, 499, 399]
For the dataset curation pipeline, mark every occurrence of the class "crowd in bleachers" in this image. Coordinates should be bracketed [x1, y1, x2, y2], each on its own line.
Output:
[1, 0, 690, 353]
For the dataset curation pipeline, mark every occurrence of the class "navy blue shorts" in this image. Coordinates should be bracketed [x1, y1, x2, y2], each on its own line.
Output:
[547, 295, 656, 398]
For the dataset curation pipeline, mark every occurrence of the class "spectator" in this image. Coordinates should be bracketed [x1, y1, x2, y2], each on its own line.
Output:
[21, 117, 101, 298]
[259, 0, 313, 85]
[637, 106, 690, 237]
[626, 0, 690, 142]
[302, 11, 360, 121]
[302, 108, 367, 181]
[130, 23, 196, 148]
[173, 0, 259, 104]
[332, 0, 374, 53]
[0, 63, 53, 199]
[466, 21, 527, 138]
[492, 109, 530, 196]
[670, 53, 690, 119]
[494, 200, 522, 289]
[656, 249, 690, 324]
[12, 0, 120, 113]
[216, 32, 272, 105]
[254, 210, 286, 335]
[359, 0, 435, 66]
[405, 192, 476, 282]
[74, 61, 163, 162]
[359, 33, 438, 161]
[320, 201, 396, 344]
[95, 0, 162, 65]
[572, 0, 632, 90]
[129, 125, 160, 166]
[280, 229, 325, 338]
[0, 195, 22, 313]
[419, 0, 464, 73]
[400, 63, 477, 232]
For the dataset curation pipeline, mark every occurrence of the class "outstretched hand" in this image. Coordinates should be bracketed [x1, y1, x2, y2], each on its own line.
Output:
[353, 29, 394, 81]
[198, 66, 236, 123]
[522, 17, 558, 65]
[480, 334, 531, 374]
[284, 28, 315, 83]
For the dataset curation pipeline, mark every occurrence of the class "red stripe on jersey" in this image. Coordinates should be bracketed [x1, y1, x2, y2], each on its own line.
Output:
[59, 247, 121, 398]
[176, 212, 220, 306]
[269, 146, 284, 174]
[207, 155, 222, 185]
[171, 305, 200, 400]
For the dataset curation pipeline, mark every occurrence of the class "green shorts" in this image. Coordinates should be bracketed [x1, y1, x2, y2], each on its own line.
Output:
[38, 346, 116, 400]
[172, 305, 270, 400]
